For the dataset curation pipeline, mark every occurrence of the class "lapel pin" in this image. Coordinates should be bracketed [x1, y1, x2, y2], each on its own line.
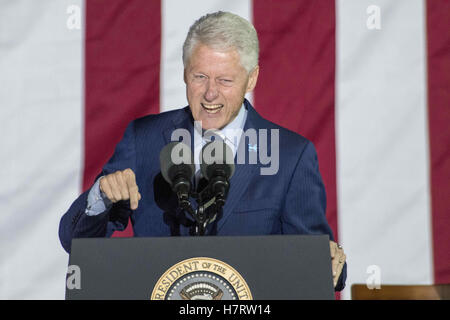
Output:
[248, 143, 257, 152]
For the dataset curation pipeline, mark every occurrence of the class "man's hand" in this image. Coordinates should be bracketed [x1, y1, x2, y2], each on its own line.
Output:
[330, 240, 346, 288]
[99, 169, 141, 210]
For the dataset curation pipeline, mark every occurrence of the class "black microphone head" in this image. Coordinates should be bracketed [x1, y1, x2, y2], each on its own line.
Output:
[160, 142, 194, 184]
[200, 140, 235, 180]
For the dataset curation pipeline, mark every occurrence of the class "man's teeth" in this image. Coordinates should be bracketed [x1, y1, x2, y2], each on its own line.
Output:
[202, 104, 223, 113]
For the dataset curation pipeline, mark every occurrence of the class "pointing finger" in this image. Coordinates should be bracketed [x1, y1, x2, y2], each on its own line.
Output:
[123, 169, 139, 210]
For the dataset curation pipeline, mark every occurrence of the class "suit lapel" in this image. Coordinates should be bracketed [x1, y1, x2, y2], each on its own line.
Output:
[163, 107, 195, 147]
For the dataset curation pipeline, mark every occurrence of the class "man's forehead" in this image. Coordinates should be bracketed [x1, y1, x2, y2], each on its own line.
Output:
[191, 44, 239, 58]
[186, 45, 245, 72]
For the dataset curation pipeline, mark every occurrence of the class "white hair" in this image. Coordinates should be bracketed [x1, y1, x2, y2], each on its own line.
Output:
[182, 11, 259, 73]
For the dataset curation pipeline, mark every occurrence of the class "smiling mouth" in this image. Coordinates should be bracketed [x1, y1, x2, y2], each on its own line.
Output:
[201, 103, 223, 114]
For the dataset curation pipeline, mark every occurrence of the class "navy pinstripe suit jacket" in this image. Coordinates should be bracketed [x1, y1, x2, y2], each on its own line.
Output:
[59, 99, 346, 290]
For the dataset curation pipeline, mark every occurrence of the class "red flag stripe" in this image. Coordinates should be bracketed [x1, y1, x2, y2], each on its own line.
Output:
[426, 0, 450, 284]
[253, 0, 338, 298]
[84, 0, 162, 237]
[253, 1, 338, 239]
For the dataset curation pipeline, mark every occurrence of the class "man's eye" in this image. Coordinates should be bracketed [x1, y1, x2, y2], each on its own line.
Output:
[219, 79, 233, 84]
[194, 75, 206, 79]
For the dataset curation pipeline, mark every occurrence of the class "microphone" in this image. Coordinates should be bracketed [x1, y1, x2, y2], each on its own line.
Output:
[200, 140, 235, 207]
[160, 142, 195, 203]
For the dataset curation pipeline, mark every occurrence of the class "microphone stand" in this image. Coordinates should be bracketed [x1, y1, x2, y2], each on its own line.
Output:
[176, 181, 227, 236]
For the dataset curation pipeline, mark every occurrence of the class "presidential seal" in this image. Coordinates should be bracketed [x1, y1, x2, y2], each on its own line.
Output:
[151, 257, 252, 300]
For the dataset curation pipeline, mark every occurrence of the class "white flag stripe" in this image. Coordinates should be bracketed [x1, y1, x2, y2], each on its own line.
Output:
[336, 0, 433, 299]
[160, 0, 253, 112]
[0, 0, 84, 299]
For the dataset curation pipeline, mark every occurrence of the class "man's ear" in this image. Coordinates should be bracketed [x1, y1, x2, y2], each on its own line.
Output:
[246, 66, 259, 93]
[183, 69, 187, 84]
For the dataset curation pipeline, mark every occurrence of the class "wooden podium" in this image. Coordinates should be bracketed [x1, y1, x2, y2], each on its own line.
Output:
[351, 284, 450, 300]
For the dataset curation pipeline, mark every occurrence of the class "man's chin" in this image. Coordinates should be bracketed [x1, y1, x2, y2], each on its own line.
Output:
[198, 119, 225, 131]
[202, 123, 223, 131]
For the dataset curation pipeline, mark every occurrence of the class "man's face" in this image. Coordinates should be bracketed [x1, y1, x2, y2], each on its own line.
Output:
[184, 43, 259, 130]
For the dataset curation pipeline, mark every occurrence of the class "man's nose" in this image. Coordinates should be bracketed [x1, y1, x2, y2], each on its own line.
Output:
[204, 80, 219, 101]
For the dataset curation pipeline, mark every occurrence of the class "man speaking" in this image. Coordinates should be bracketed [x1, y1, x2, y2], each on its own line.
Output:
[59, 11, 347, 291]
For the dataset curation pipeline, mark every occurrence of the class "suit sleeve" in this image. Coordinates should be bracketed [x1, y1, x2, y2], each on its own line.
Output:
[58, 121, 137, 253]
[281, 141, 347, 291]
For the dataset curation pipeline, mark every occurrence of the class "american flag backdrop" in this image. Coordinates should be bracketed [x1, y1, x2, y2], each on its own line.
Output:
[0, 0, 448, 299]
